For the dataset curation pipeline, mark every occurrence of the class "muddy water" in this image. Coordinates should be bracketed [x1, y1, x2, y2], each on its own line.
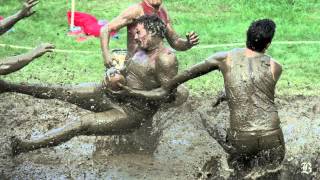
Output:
[0, 93, 319, 179]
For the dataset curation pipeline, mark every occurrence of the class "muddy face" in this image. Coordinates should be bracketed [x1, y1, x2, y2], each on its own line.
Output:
[134, 23, 153, 50]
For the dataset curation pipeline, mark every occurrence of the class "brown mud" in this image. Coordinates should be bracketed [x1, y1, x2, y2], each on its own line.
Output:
[0, 93, 319, 179]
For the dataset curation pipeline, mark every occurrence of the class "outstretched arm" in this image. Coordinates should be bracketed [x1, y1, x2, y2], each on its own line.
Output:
[164, 51, 228, 90]
[118, 51, 228, 100]
[0, 43, 54, 75]
[0, 0, 39, 35]
[100, 5, 141, 68]
[165, 12, 199, 51]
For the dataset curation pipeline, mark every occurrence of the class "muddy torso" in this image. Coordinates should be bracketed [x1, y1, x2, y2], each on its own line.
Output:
[117, 49, 163, 115]
[126, 1, 169, 59]
[223, 48, 280, 131]
[125, 50, 159, 90]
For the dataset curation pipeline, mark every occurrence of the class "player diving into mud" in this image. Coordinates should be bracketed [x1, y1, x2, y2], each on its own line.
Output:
[0, 0, 54, 76]
[0, 15, 201, 155]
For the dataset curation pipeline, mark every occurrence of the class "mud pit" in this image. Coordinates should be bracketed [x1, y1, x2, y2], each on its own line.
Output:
[0, 93, 319, 179]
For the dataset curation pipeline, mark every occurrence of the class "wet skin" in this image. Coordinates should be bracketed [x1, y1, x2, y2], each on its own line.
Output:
[0, 1, 54, 86]
[0, 0, 39, 35]
[166, 47, 285, 172]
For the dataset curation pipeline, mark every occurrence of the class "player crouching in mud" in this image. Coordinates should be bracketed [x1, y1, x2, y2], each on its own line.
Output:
[196, 19, 285, 179]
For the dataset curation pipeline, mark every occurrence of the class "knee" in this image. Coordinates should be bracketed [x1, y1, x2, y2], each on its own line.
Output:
[176, 84, 189, 103]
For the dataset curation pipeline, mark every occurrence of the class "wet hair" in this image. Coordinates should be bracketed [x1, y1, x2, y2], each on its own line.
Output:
[134, 15, 167, 38]
[246, 19, 276, 52]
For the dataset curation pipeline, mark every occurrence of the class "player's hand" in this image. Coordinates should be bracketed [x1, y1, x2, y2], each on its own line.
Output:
[20, 0, 39, 18]
[105, 67, 120, 80]
[186, 31, 199, 47]
[116, 82, 134, 93]
[104, 84, 128, 96]
[33, 43, 55, 57]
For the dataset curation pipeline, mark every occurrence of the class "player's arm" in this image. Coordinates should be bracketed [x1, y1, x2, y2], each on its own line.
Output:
[164, 51, 228, 90]
[100, 5, 141, 68]
[118, 51, 228, 99]
[164, 10, 199, 51]
[0, 43, 54, 75]
[0, 0, 38, 35]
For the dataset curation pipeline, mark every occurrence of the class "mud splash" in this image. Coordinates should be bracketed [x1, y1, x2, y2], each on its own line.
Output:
[0, 93, 319, 179]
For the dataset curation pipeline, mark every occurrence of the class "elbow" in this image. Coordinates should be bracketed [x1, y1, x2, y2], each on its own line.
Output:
[167, 39, 188, 51]
[100, 25, 111, 39]
[101, 25, 117, 38]
[100, 27, 107, 38]
[171, 43, 189, 51]
[0, 67, 12, 75]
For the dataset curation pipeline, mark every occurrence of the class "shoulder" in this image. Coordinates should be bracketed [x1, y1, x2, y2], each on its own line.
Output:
[108, 4, 143, 30]
[270, 58, 282, 81]
[206, 50, 229, 66]
[225, 48, 244, 63]
[211, 51, 229, 61]
[270, 58, 282, 68]
[270, 57, 282, 73]
[231, 48, 245, 56]
[119, 3, 143, 19]
[130, 3, 144, 12]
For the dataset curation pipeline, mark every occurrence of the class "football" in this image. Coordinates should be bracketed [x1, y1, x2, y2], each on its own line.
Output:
[105, 73, 126, 91]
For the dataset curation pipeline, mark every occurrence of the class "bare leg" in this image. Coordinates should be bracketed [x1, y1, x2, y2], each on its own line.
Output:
[2, 80, 113, 112]
[12, 108, 143, 155]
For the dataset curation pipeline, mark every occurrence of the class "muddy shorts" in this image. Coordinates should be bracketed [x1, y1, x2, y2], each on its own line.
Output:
[226, 128, 285, 169]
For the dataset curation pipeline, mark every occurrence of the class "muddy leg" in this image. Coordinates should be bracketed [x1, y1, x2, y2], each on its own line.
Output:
[2, 80, 112, 112]
[12, 108, 141, 155]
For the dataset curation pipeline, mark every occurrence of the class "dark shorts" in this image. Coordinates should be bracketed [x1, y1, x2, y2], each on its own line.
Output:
[226, 128, 285, 169]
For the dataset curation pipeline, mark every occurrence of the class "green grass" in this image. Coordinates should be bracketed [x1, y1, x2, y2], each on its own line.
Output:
[0, 0, 319, 96]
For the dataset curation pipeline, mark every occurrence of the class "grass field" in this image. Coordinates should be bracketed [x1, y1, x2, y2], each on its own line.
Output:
[1, 0, 319, 96]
